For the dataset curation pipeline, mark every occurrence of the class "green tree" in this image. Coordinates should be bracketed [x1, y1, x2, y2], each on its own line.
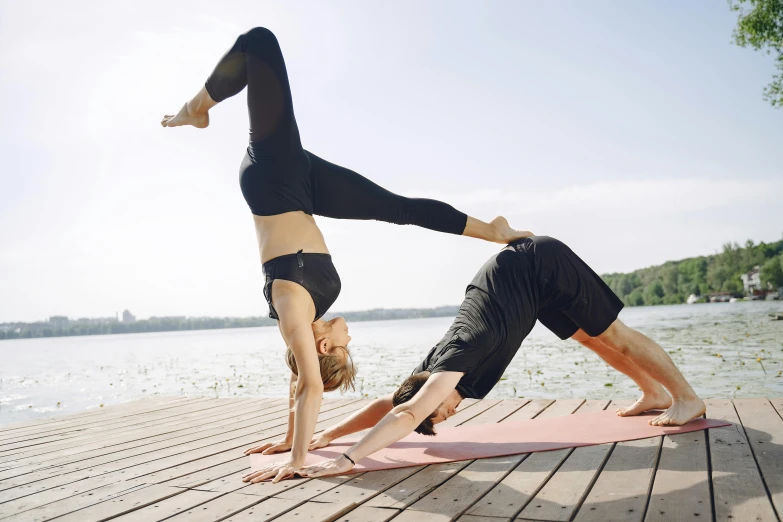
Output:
[760, 255, 783, 287]
[730, 0, 783, 108]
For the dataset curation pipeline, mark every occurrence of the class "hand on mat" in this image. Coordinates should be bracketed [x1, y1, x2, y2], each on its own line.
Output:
[300, 455, 354, 478]
[241, 460, 301, 483]
[309, 433, 332, 450]
[243, 439, 291, 456]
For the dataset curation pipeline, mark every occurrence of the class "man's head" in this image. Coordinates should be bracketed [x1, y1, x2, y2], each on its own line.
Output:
[392, 371, 463, 436]
[285, 316, 356, 393]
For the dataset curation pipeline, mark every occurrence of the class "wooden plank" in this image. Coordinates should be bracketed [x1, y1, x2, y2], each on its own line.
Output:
[514, 401, 614, 521]
[314, 505, 400, 522]
[705, 399, 778, 522]
[44, 484, 187, 522]
[0, 398, 248, 452]
[463, 399, 588, 519]
[0, 402, 295, 492]
[0, 398, 207, 443]
[0, 399, 226, 455]
[0, 401, 357, 522]
[0, 400, 280, 474]
[732, 398, 783, 518]
[0, 400, 365, 520]
[572, 437, 660, 522]
[0, 397, 185, 434]
[644, 428, 711, 521]
[0, 400, 278, 468]
[161, 491, 264, 522]
[221, 497, 302, 521]
[110, 489, 223, 522]
[460, 516, 508, 522]
[770, 398, 783, 418]
[0, 480, 149, 522]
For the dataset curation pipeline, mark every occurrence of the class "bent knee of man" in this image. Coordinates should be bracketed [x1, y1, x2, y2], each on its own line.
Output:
[570, 329, 592, 344]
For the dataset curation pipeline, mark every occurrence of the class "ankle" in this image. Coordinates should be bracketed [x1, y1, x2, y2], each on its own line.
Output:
[187, 99, 208, 117]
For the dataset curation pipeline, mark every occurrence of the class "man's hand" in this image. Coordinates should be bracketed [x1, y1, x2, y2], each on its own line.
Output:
[243, 439, 291, 456]
[309, 433, 332, 450]
[241, 459, 301, 484]
[300, 454, 354, 478]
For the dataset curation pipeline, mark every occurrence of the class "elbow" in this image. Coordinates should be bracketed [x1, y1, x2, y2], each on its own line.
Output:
[295, 379, 324, 398]
[392, 405, 421, 427]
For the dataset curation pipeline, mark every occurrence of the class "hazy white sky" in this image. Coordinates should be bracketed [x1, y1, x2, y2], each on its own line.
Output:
[1, 1, 781, 322]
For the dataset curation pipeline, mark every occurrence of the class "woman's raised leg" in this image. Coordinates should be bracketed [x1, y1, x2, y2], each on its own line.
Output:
[309, 152, 531, 243]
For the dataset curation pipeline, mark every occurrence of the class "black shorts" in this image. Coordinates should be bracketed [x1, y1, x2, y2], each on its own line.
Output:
[512, 236, 624, 340]
[262, 251, 341, 321]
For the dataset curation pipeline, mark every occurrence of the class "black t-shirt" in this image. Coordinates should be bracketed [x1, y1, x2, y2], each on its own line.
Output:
[412, 245, 540, 398]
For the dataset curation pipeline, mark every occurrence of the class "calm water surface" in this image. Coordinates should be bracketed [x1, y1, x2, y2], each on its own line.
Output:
[2, 302, 781, 424]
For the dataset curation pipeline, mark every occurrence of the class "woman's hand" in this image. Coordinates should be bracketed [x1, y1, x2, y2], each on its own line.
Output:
[243, 439, 292, 456]
[309, 433, 332, 450]
[300, 454, 354, 478]
[241, 460, 301, 483]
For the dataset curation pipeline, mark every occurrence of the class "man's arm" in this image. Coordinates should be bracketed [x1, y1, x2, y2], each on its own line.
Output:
[302, 372, 464, 477]
[311, 395, 395, 448]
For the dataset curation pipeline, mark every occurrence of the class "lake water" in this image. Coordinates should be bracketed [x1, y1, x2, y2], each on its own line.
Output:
[2, 302, 782, 425]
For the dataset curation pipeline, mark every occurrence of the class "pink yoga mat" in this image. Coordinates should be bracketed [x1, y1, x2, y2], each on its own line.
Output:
[250, 410, 730, 474]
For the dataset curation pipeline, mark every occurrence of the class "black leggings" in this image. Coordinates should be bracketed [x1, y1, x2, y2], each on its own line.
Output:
[204, 27, 468, 235]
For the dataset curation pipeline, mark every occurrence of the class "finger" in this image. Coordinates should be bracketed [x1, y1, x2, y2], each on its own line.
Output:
[272, 468, 293, 484]
[250, 470, 276, 483]
[242, 471, 264, 482]
[245, 443, 273, 455]
[261, 445, 284, 455]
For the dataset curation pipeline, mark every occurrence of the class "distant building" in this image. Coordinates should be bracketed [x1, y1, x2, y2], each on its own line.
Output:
[740, 266, 762, 294]
[75, 317, 118, 325]
[122, 310, 136, 324]
[48, 316, 69, 328]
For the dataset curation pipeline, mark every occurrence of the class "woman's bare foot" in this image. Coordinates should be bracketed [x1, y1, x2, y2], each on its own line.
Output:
[490, 216, 534, 244]
[649, 396, 706, 426]
[616, 389, 672, 417]
[161, 102, 209, 129]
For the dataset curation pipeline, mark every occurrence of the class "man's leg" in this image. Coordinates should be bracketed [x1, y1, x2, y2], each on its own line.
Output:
[571, 329, 672, 416]
[597, 319, 705, 426]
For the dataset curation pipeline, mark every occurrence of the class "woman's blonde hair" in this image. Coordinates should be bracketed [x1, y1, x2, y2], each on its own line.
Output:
[285, 344, 356, 393]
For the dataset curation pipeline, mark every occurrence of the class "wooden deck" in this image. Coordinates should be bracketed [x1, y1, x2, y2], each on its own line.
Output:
[0, 397, 781, 522]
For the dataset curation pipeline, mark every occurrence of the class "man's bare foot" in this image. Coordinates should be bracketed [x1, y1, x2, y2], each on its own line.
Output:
[649, 396, 706, 426]
[161, 102, 209, 129]
[616, 390, 672, 417]
[490, 216, 534, 244]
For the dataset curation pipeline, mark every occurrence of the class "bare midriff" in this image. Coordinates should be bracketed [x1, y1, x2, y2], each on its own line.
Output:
[253, 211, 330, 264]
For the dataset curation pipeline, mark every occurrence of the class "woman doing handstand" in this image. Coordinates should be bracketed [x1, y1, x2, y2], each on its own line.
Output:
[161, 27, 531, 482]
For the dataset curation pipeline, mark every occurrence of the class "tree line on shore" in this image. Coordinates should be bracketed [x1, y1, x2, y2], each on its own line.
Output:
[601, 238, 783, 307]
[3, 238, 782, 340]
[0, 306, 460, 341]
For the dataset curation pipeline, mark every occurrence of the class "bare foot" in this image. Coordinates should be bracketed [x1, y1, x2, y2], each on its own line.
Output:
[616, 390, 672, 417]
[161, 102, 209, 129]
[649, 396, 706, 426]
[490, 216, 534, 244]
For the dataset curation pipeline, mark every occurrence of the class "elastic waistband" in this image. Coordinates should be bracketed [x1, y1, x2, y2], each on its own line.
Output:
[262, 250, 332, 270]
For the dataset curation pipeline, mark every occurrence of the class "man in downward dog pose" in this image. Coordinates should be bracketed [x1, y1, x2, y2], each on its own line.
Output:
[243, 235, 706, 481]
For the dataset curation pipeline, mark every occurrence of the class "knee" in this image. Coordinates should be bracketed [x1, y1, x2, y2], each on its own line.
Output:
[242, 27, 279, 45]
[597, 321, 630, 355]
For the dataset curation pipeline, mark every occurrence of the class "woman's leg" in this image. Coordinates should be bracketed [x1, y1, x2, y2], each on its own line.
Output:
[162, 27, 295, 143]
[309, 152, 531, 242]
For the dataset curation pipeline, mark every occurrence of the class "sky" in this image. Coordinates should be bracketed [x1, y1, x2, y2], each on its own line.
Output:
[1, 1, 781, 323]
